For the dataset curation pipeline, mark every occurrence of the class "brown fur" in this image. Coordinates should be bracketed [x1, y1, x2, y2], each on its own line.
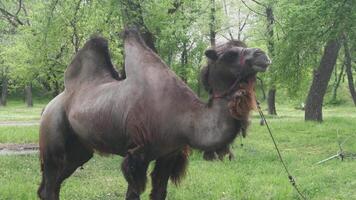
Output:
[201, 41, 259, 160]
[121, 153, 149, 194]
[228, 76, 257, 121]
[201, 40, 248, 94]
[214, 40, 247, 55]
[169, 146, 190, 185]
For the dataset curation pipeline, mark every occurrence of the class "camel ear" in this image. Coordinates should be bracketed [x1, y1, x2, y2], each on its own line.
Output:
[205, 49, 218, 61]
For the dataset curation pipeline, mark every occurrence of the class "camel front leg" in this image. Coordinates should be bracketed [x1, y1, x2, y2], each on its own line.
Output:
[149, 157, 172, 200]
[121, 146, 149, 200]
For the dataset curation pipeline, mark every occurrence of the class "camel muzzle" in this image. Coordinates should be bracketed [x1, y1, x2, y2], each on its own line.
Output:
[246, 48, 271, 72]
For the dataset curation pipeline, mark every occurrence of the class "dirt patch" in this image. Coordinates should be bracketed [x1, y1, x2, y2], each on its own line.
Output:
[0, 121, 39, 126]
[0, 143, 39, 155]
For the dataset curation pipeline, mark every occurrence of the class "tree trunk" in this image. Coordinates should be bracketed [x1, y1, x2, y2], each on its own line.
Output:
[257, 77, 266, 101]
[25, 83, 33, 107]
[267, 87, 277, 115]
[209, 0, 216, 47]
[266, 6, 274, 57]
[0, 76, 8, 106]
[121, 0, 157, 52]
[343, 37, 356, 106]
[265, 6, 277, 115]
[331, 62, 345, 103]
[180, 42, 188, 83]
[305, 39, 341, 121]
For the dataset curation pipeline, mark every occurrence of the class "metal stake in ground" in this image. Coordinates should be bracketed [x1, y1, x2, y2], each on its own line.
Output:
[317, 135, 356, 164]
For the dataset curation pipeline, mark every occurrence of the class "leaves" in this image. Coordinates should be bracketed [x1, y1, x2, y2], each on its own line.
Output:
[0, 0, 354, 101]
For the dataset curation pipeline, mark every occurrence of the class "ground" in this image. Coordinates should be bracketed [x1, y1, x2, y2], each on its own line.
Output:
[0, 100, 355, 200]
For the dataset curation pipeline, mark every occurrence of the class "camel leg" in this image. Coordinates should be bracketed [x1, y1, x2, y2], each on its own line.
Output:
[150, 151, 189, 200]
[121, 146, 149, 200]
[149, 157, 172, 200]
[38, 133, 93, 200]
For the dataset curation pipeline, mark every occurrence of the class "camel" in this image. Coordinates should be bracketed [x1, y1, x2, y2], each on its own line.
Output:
[38, 29, 270, 200]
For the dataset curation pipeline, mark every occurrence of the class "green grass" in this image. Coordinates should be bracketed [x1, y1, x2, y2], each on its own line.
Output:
[0, 126, 39, 143]
[0, 99, 46, 121]
[0, 101, 356, 199]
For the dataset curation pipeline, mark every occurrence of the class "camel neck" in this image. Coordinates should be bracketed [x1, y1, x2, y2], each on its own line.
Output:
[183, 98, 239, 151]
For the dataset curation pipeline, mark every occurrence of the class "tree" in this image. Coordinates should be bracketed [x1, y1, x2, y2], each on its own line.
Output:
[1, 0, 124, 101]
[304, 0, 354, 121]
[272, 0, 354, 121]
[343, 34, 356, 106]
[0, 67, 8, 106]
[0, 0, 34, 106]
[305, 39, 341, 121]
[264, 5, 277, 115]
[209, 0, 217, 47]
[120, 0, 157, 52]
[240, 0, 278, 115]
[330, 57, 345, 104]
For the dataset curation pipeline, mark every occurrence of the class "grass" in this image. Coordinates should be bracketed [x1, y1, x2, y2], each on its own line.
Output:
[0, 126, 39, 144]
[0, 101, 356, 199]
[0, 99, 47, 122]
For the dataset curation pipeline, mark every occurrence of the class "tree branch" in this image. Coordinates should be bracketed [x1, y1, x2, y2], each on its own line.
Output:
[240, 0, 285, 35]
[222, 0, 234, 40]
[15, 0, 22, 15]
[251, 0, 267, 8]
[0, 1, 25, 27]
[21, 1, 30, 26]
[239, 12, 250, 33]
[240, 0, 266, 17]
[70, 0, 83, 52]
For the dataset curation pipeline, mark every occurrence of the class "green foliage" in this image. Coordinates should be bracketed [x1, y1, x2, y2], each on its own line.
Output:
[0, 0, 124, 97]
[0, 0, 355, 104]
[273, 0, 356, 96]
[1, 0, 209, 96]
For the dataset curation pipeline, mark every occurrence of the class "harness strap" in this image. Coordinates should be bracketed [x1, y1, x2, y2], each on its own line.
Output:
[209, 47, 247, 100]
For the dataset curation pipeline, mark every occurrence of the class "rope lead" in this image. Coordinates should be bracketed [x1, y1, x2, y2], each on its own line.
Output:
[256, 101, 307, 200]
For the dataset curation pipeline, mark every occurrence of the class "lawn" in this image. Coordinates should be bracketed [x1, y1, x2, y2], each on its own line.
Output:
[0, 101, 355, 200]
[0, 100, 47, 122]
[0, 126, 39, 144]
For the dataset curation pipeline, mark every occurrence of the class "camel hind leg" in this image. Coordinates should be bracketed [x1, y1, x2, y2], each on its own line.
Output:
[38, 127, 93, 200]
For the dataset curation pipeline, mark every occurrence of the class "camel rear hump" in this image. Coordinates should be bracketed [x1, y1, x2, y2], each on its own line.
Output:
[63, 36, 119, 89]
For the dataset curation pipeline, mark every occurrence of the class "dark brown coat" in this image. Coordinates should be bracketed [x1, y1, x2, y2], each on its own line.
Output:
[38, 29, 270, 200]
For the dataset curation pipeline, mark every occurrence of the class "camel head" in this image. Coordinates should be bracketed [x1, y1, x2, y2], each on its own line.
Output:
[201, 41, 271, 161]
[202, 41, 271, 95]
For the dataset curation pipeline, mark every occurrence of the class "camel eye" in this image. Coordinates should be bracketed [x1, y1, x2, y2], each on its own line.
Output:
[220, 50, 239, 63]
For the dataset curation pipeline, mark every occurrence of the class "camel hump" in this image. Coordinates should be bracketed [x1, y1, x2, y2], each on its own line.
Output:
[83, 36, 110, 54]
[122, 28, 144, 44]
[64, 36, 119, 89]
[123, 27, 167, 77]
